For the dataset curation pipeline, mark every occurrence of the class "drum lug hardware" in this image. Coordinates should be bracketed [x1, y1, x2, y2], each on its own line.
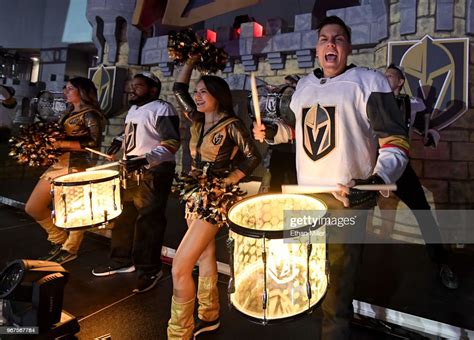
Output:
[89, 189, 94, 220]
[262, 236, 268, 324]
[112, 184, 117, 210]
[306, 241, 313, 306]
[61, 193, 67, 224]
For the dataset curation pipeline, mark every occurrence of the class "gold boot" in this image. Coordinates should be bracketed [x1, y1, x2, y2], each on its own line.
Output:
[194, 275, 220, 337]
[167, 296, 195, 340]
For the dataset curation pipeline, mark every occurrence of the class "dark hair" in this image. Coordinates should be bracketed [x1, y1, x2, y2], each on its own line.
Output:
[316, 16, 352, 43]
[387, 63, 406, 80]
[284, 74, 300, 85]
[133, 74, 162, 97]
[199, 75, 235, 115]
[68, 77, 100, 110]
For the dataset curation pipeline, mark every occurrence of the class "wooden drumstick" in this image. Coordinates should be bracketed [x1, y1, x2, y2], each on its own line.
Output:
[86, 161, 120, 171]
[250, 72, 262, 127]
[85, 155, 147, 172]
[85, 147, 113, 160]
[281, 184, 397, 194]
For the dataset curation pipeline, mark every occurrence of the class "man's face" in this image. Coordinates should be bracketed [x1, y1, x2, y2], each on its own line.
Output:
[129, 77, 153, 105]
[316, 24, 352, 78]
[384, 68, 404, 93]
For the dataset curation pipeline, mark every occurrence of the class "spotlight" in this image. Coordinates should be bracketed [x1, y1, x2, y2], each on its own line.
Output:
[0, 259, 79, 336]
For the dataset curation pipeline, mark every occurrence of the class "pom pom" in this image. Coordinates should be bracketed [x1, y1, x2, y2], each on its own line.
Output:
[168, 28, 228, 74]
[9, 122, 65, 167]
[172, 170, 246, 226]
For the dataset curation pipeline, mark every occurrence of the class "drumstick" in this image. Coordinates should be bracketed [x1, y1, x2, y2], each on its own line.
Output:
[250, 72, 262, 127]
[85, 147, 113, 160]
[85, 155, 146, 171]
[281, 184, 397, 194]
[86, 161, 120, 171]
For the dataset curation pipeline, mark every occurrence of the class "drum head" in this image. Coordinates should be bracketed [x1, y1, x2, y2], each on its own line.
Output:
[227, 193, 327, 239]
[53, 169, 119, 186]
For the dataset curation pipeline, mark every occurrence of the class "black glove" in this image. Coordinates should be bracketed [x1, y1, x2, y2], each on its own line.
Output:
[120, 156, 148, 172]
[106, 135, 124, 155]
[348, 174, 385, 208]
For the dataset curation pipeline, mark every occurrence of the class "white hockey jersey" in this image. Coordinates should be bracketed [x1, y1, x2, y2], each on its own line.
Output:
[286, 66, 409, 186]
[124, 100, 180, 167]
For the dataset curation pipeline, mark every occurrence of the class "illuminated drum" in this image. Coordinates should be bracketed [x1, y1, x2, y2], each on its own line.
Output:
[51, 170, 122, 229]
[227, 194, 328, 323]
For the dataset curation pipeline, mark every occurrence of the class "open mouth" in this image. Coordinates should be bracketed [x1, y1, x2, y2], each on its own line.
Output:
[325, 52, 337, 62]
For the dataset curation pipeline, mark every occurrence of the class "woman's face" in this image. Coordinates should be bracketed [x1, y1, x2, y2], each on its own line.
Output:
[193, 80, 218, 114]
[63, 82, 81, 106]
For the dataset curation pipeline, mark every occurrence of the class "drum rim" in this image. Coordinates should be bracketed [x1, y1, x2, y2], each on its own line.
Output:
[227, 193, 327, 239]
[52, 170, 120, 186]
[53, 215, 120, 230]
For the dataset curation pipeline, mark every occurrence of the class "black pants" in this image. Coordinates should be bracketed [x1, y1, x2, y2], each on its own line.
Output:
[394, 162, 446, 263]
[109, 162, 175, 275]
[268, 149, 297, 192]
[313, 194, 367, 340]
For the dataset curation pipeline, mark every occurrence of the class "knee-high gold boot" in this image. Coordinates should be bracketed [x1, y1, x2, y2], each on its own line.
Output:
[197, 275, 220, 322]
[167, 296, 195, 340]
[194, 275, 220, 336]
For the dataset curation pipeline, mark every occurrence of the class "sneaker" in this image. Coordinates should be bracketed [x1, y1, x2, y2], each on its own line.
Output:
[132, 270, 163, 294]
[50, 250, 78, 264]
[92, 262, 135, 277]
[38, 242, 62, 261]
[439, 264, 459, 289]
[193, 317, 220, 337]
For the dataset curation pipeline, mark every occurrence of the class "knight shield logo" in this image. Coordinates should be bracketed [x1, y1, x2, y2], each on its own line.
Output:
[388, 36, 469, 131]
[124, 122, 138, 154]
[302, 105, 335, 161]
[91, 65, 114, 114]
[89, 65, 127, 117]
[212, 133, 224, 145]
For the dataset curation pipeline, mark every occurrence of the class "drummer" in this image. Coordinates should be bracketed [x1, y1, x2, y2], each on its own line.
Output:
[168, 55, 261, 339]
[92, 72, 180, 294]
[253, 16, 409, 339]
[25, 77, 105, 264]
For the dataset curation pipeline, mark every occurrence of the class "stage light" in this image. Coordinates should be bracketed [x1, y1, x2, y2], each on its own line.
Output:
[0, 259, 78, 335]
[205, 29, 217, 43]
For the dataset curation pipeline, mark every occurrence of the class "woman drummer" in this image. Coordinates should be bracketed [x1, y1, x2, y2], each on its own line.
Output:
[25, 77, 105, 264]
[168, 57, 261, 339]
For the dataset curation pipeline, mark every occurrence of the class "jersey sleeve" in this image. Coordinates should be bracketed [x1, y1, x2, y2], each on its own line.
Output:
[146, 103, 181, 167]
[78, 110, 104, 148]
[227, 119, 262, 176]
[366, 73, 410, 183]
[173, 82, 204, 122]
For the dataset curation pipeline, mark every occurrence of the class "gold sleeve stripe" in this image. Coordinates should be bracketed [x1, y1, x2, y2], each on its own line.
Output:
[379, 135, 410, 155]
[161, 139, 180, 153]
[379, 135, 409, 149]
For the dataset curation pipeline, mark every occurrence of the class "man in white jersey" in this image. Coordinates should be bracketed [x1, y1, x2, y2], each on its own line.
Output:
[93, 73, 180, 294]
[254, 16, 409, 339]
[384, 64, 458, 289]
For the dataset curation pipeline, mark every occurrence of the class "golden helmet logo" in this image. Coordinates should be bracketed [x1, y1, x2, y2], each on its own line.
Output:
[388, 36, 469, 131]
[302, 104, 335, 161]
[91, 65, 113, 113]
[88, 65, 127, 117]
